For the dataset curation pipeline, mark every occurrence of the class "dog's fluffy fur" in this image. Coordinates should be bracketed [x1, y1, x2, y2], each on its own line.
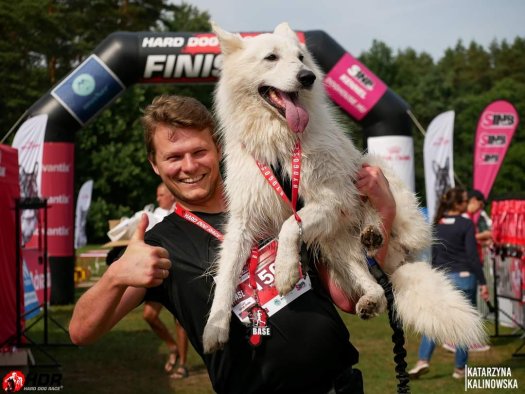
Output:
[202, 22, 485, 353]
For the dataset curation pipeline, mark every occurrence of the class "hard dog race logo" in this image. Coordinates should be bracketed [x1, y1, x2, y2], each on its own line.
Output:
[2, 370, 25, 392]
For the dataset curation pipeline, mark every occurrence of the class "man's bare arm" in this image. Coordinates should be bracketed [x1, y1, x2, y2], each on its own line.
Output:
[69, 214, 171, 345]
[355, 163, 396, 266]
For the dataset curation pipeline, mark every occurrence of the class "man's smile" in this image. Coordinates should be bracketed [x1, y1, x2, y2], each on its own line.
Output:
[179, 174, 206, 184]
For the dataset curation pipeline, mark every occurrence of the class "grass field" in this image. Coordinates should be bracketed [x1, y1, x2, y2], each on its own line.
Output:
[3, 251, 524, 393]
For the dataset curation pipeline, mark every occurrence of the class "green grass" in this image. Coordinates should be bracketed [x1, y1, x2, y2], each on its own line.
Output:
[344, 314, 525, 393]
[4, 252, 523, 393]
[4, 297, 523, 394]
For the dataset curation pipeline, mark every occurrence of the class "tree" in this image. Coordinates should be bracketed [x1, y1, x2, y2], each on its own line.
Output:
[358, 40, 398, 86]
[357, 35, 525, 206]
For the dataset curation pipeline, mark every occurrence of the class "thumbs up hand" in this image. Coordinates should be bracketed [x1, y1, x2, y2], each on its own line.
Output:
[110, 213, 171, 288]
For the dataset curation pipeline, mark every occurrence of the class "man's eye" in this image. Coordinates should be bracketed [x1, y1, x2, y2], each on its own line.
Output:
[264, 53, 278, 61]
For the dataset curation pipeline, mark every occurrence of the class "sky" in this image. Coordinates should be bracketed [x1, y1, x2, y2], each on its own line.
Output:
[180, 0, 525, 60]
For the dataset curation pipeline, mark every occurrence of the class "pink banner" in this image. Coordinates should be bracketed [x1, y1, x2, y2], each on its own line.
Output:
[324, 53, 387, 121]
[473, 100, 519, 199]
[0, 145, 21, 345]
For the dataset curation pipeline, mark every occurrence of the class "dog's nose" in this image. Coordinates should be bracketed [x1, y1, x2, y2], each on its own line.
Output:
[297, 70, 316, 88]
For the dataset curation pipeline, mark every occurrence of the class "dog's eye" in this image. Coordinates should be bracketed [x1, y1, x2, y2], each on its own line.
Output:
[298, 54, 304, 62]
[264, 53, 278, 61]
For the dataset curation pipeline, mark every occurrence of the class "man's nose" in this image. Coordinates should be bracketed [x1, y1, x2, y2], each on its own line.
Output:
[181, 155, 198, 172]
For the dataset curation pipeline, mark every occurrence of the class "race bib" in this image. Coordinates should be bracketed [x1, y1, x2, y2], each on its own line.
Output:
[231, 239, 311, 324]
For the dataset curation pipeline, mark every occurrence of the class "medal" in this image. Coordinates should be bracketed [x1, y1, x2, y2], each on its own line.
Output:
[248, 304, 271, 347]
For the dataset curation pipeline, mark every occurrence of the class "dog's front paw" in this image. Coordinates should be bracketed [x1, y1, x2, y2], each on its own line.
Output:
[274, 239, 301, 296]
[274, 264, 301, 296]
[360, 225, 383, 255]
[202, 311, 230, 353]
[356, 293, 383, 320]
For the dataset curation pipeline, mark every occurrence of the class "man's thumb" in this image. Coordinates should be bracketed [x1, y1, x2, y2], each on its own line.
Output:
[131, 213, 149, 241]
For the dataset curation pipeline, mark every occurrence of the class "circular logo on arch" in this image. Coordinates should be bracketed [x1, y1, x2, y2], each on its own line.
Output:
[72, 73, 96, 96]
[2, 370, 26, 392]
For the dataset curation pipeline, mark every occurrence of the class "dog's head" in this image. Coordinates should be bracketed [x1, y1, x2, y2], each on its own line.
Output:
[213, 22, 320, 135]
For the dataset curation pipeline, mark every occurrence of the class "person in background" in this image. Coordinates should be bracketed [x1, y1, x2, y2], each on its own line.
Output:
[443, 189, 492, 353]
[460, 188, 492, 352]
[408, 187, 490, 380]
[144, 182, 189, 379]
[467, 189, 493, 247]
[153, 183, 175, 219]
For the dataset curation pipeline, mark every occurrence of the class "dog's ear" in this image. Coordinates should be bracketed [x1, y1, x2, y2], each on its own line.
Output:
[211, 21, 243, 56]
[273, 22, 298, 42]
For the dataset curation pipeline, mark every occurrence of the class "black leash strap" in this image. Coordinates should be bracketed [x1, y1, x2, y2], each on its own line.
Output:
[366, 255, 410, 394]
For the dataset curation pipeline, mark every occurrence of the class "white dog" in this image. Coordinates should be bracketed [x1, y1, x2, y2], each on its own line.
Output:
[203, 22, 485, 353]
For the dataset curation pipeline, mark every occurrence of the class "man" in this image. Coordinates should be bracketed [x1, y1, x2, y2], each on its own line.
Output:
[467, 189, 493, 247]
[144, 182, 189, 378]
[465, 189, 492, 353]
[70, 95, 397, 394]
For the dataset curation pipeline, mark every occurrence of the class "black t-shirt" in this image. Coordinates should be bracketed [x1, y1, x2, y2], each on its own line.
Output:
[431, 214, 487, 285]
[144, 211, 359, 394]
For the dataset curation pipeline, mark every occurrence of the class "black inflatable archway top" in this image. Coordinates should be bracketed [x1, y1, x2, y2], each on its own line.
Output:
[32, 30, 411, 141]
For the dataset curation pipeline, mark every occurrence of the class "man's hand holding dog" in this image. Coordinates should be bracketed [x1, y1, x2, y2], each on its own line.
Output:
[109, 213, 171, 288]
[355, 164, 396, 266]
[355, 164, 396, 223]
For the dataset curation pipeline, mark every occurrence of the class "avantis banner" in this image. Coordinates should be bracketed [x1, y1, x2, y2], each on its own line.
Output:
[473, 100, 519, 199]
[424, 111, 455, 222]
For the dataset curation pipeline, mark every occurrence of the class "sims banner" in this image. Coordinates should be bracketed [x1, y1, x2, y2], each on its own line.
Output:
[473, 100, 519, 199]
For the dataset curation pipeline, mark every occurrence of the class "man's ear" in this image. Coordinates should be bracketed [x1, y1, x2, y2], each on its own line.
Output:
[149, 158, 160, 176]
[212, 21, 243, 56]
[273, 22, 298, 42]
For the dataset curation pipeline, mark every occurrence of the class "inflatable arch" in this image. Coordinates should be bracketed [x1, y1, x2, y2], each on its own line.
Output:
[23, 30, 413, 303]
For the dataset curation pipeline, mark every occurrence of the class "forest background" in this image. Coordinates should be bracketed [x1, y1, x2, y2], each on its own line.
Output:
[1, 0, 524, 242]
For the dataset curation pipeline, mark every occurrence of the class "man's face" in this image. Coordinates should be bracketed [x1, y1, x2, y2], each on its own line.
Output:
[467, 197, 483, 214]
[156, 185, 175, 210]
[149, 125, 222, 211]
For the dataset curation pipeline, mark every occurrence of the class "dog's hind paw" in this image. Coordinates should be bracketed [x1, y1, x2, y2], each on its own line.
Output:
[360, 225, 383, 254]
[202, 312, 230, 353]
[356, 293, 383, 320]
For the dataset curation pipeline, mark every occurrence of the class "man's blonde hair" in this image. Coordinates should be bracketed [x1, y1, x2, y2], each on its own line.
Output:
[141, 95, 216, 162]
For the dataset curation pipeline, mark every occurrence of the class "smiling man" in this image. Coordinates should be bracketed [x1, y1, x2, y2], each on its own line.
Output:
[144, 101, 225, 213]
[69, 95, 397, 394]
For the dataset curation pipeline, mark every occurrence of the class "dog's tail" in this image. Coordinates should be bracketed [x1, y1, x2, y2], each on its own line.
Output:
[390, 262, 487, 347]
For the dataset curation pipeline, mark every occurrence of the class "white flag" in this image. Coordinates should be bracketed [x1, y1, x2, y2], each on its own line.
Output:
[11, 114, 48, 244]
[74, 180, 94, 249]
[367, 135, 415, 192]
[424, 111, 455, 222]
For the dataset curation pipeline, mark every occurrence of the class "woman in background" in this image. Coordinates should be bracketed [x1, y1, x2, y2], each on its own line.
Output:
[408, 187, 490, 380]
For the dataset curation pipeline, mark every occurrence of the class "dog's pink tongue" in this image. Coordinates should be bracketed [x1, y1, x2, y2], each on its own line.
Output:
[278, 91, 309, 133]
